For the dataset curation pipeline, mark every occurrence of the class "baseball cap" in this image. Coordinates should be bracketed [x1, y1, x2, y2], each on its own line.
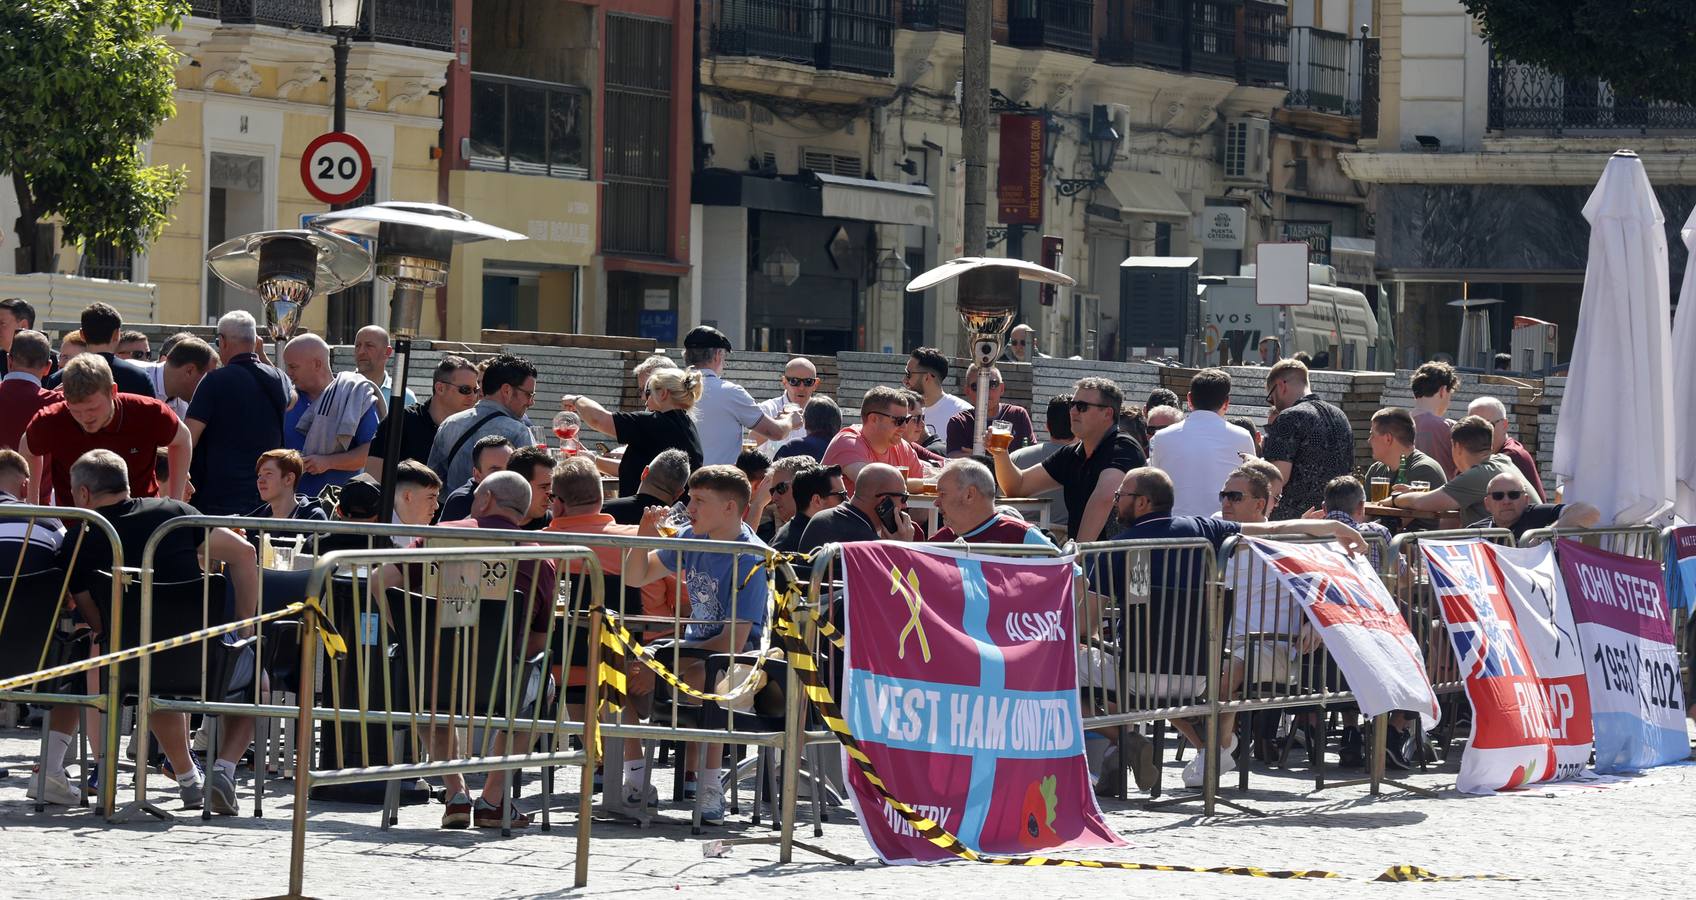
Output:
[335, 473, 383, 520]
[683, 325, 733, 352]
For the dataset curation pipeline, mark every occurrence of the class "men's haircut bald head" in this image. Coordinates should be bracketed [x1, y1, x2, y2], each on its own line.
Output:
[284, 333, 331, 360]
[476, 470, 532, 519]
[853, 462, 903, 498]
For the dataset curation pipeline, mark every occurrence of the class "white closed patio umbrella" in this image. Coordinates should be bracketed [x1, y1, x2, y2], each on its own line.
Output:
[1552, 150, 1675, 525]
[1673, 206, 1696, 522]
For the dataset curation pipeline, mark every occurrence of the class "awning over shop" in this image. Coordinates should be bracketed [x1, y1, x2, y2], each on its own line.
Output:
[1101, 171, 1191, 221]
[815, 173, 936, 227]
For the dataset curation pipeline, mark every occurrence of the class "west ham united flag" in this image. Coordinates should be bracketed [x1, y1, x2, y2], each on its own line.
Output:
[838, 542, 1122, 864]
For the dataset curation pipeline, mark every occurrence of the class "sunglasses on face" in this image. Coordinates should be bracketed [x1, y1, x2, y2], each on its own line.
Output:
[438, 382, 477, 396]
[877, 491, 910, 503]
[1489, 490, 1525, 501]
[1219, 490, 1247, 503]
[1010, 340, 1027, 347]
[1070, 400, 1112, 413]
[867, 410, 918, 426]
[771, 482, 791, 495]
[786, 376, 818, 387]
[827, 490, 849, 500]
[969, 380, 1003, 390]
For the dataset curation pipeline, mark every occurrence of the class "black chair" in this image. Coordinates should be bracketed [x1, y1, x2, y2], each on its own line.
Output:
[0, 568, 96, 810]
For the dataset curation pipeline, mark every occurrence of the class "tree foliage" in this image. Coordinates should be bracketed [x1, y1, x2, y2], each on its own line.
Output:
[0, 0, 190, 269]
[1463, 0, 1696, 105]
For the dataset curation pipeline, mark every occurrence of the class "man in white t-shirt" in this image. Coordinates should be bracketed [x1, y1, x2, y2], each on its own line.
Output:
[903, 346, 969, 443]
[756, 357, 822, 452]
[1148, 368, 1255, 517]
[684, 326, 801, 466]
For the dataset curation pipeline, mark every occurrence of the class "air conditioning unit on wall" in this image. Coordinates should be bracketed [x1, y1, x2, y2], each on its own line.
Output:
[1223, 118, 1270, 184]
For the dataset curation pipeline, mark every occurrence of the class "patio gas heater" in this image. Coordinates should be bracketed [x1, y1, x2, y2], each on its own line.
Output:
[205, 228, 374, 360]
[310, 202, 526, 516]
[907, 257, 1073, 453]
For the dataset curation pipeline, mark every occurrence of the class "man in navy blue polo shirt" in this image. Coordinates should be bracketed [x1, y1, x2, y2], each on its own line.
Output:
[1095, 466, 1363, 788]
[185, 311, 292, 515]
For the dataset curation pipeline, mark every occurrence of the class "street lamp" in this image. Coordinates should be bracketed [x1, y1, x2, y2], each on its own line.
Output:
[322, 0, 364, 134]
[762, 247, 800, 287]
[906, 257, 1073, 453]
[876, 250, 910, 290]
[310, 201, 526, 516]
[204, 228, 373, 360]
[1056, 105, 1123, 198]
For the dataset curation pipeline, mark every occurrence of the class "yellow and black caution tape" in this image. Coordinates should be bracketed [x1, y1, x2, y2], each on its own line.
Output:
[765, 591, 1512, 883]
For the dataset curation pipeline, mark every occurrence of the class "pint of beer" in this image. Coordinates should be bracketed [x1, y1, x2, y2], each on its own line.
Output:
[986, 420, 1014, 453]
[1369, 477, 1391, 502]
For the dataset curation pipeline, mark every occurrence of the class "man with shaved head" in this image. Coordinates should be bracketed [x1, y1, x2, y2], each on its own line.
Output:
[797, 461, 916, 552]
[351, 324, 417, 418]
[756, 356, 823, 451]
[1469, 471, 1599, 540]
[282, 333, 381, 498]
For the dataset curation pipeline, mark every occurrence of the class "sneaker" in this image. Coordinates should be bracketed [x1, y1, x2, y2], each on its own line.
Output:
[207, 770, 239, 816]
[1125, 732, 1158, 792]
[27, 772, 81, 806]
[622, 780, 659, 810]
[179, 779, 205, 811]
[682, 770, 697, 801]
[1180, 735, 1238, 789]
[441, 792, 472, 829]
[82, 765, 100, 799]
[473, 797, 532, 829]
[1383, 726, 1414, 771]
[1338, 726, 1365, 768]
[696, 779, 726, 826]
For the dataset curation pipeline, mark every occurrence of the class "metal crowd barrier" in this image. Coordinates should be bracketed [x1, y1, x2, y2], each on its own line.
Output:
[0, 503, 130, 818]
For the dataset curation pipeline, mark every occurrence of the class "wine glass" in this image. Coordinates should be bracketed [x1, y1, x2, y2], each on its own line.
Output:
[551, 411, 582, 455]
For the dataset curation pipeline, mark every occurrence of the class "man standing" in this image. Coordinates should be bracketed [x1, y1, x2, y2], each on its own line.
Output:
[1468, 471, 1599, 540]
[367, 355, 479, 480]
[602, 447, 692, 526]
[756, 357, 822, 451]
[20, 354, 189, 505]
[990, 377, 1144, 542]
[819, 386, 929, 492]
[1010, 394, 1075, 534]
[185, 311, 291, 516]
[116, 331, 151, 361]
[932, 459, 1053, 547]
[351, 324, 418, 418]
[771, 463, 846, 553]
[683, 326, 798, 466]
[149, 336, 214, 419]
[435, 435, 513, 524]
[43, 303, 156, 398]
[281, 334, 381, 499]
[1261, 359, 1353, 520]
[798, 462, 915, 551]
[1409, 360, 1460, 478]
[903, 347, 970, 442]
[1382, 416, 1536, 524]
[1466, 396, 1545, 501]
[428, 353, 538, 489]
[1005, 323, 1047, 363]
[1148, 368, 1256, 517]
[944, 363, 1034, 457]
[0, 297, 55, 376]
[0, 331, 57, 451]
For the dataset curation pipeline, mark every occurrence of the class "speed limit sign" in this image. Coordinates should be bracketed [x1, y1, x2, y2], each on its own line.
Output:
[300, 131, 373, 205]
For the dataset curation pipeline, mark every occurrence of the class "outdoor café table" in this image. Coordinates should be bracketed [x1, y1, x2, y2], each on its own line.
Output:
[904, 495, 1054, 534]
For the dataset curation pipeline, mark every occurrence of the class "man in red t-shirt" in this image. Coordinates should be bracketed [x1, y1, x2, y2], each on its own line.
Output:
[820, 385, 933, 493]
[19, 353, 189, 505]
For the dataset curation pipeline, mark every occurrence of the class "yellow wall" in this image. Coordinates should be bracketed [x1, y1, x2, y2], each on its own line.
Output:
[443, 169, 599, 340]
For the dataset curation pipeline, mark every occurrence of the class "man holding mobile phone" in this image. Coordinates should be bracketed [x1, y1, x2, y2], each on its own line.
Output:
[796, 462, 916, 553]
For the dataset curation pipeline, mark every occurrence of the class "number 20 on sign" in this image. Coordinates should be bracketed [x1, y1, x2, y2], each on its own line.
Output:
[300, 131, 373, 206]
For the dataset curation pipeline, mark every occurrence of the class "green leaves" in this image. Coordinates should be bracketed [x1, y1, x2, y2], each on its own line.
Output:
[1464, 0, 1696, 106]
[0, 0, 190, 258]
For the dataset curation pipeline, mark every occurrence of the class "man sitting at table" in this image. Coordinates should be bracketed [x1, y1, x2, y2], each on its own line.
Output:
[58, 449, 261, 815]
[1468, 471, 1599, 540]
[819, 386, 931, 493]
[1380, 416, 1534, 526]
[1363, 407, 1446, 530]
[797, 462, 916, 553]
[771, 463, 846, 554]
[931, 459, 1052, 548]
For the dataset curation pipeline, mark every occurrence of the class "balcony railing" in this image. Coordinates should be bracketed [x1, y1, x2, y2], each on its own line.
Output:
[1101, 0, 1287, 86]
[1488, 57, 1696, 133]
[1008, 0, 1095, 55]
[192, 0, 452, 51]
[901, 0, 964, 31]
[711, 0, 895, 77]
[468, 73, 590, 179]
[1286, 26, 1361, 115]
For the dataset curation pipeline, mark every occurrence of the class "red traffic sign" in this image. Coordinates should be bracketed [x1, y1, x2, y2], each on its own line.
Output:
[300, 131, 373, 205]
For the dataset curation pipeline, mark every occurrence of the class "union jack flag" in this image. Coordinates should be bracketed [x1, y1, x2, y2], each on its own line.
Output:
[1426, 543, 1527, 679]
[1258, 540, 1402, 630]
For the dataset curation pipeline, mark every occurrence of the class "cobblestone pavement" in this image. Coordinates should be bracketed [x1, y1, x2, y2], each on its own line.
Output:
[1, 727, 1691, 899]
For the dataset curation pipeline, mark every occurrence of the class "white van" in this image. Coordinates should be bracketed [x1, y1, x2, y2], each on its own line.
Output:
[1199, 264, 1379, 369]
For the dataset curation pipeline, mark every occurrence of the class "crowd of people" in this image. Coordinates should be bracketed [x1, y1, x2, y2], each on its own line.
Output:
[0, 299, 1608, 825]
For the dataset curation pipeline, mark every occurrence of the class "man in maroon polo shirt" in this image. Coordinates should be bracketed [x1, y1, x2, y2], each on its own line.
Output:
[18, 353, 189, 505]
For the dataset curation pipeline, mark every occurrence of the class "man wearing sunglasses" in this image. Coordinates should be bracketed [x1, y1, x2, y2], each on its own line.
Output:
[904, 347, 971, 441]
[367, 355, 479, 481]
[1469, 472, 1598, 540]
[756, 357, 824, 451]
[1004, 323, 1048, 363]
[771, 463, 847, 554]
[990, 376, 1144, 542]
[944, 362, 1034, 458]
[820, 385, 931, 494]
[797, 462, 915, 553]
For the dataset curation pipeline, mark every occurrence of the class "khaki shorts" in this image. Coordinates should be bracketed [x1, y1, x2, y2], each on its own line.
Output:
[1228, 636, 1298, 685]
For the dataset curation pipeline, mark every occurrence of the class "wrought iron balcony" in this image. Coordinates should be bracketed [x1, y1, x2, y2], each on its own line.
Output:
[1488, 57, 1696, 133]
[468, 73, 590, 179]
[901, 0, 964, 32]
[1008, 0, 1095, 55]
[1286, 26, 1361, 115]
[193, 0, 452, 51]
[711, 0, 895, 78]
[1100, 0, 1287, 87]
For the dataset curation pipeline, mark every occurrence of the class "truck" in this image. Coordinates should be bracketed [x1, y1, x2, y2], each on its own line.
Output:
[1198, 263, 1380, 369]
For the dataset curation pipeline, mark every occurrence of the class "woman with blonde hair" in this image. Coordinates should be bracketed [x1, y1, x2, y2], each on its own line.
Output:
[561, 367, 704, 495]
